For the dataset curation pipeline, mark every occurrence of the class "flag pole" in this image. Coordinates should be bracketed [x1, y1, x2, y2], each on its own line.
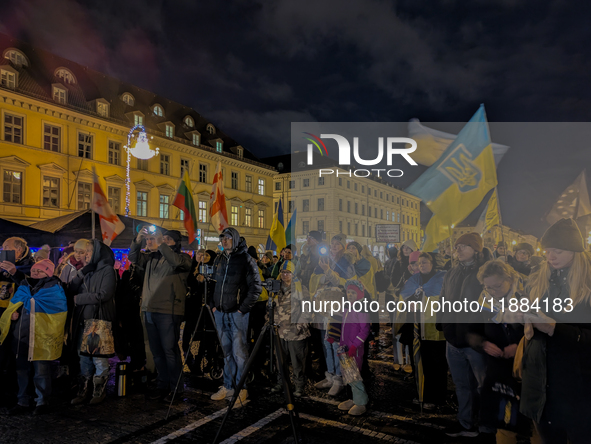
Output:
[91, 182, 96, 241]
[494, 186, 506, 249]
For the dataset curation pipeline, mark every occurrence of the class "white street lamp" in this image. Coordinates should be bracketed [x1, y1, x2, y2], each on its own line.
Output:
[124, 125, 159, 216]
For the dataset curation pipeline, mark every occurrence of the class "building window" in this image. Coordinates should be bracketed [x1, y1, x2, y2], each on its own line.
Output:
[369, 206, 372, 217]
[108, 187, 120, 214]
[122, 93, 134, 106]
[339, 199, 343, 211]
[386, 211, 389, 221]
[4, 49, 28, 67]
[347, 222, 351, 235]
[3, 170, 22, 203]
[362, 225, 365, 237]
[184, 116, 194, 127]
[258, 178, 265, 195]
[153, 104, 164, 117]
[137, 191, 148, 217]
[381, 209, 384, 219]
[1, 70, 16, 89]
[288, 200, 295, 213]
[339, 178, 342, 186]
[318, 220, 324, 232]
[368, 187, 371, 195]
[275, 181, 282, 191]
[339, 221, 343, 232]
[355, 203, 358, 214]
[192, 133, 200, 146]
[206, 124, 216, 135]
[347, 181, 350, 189]
[362, 186, 365, 193]
[354, 183, 358, 191]
[303, 199, 310, 212]
[198, 201, 207, 222]
[245, 208, 252, 227]
[4, 114, 23, 144]
[380, 192, 383, 199]
[318, 177, 325, 186]
[180, 159, 190, 177]
[199, 163, 207, 183]
[160, 154, 170, 175]
[108, 141, 120, 165]
[134, 114, 143, 126]
[246, 175, 253, 193]
[159, 195, 170, 219]
[53, 86, 67, 104]
[97, 102, 109, 117]
[347, 201, 351, 212]
[77, 183, 92, 210]
[303, 179, 310, 187]
[289, 180, 295, 189]
[215, 141, 223, 153]
[55, 68, 75, 84]
[230, 206, 239, 226]
[274, 201, 279, 213]
[43, 124, 60, 152]
[258, 209, 265, 228]
[165, 124, 174, 138]
[42, 177, 59, 208]
[375, 208, 377, 218]
[318, 198, 324, 211]
[368, 225, 372, 237]
[137, 159, 148, 171]
[355, 224, 358, 236]
[231, 172, 238, 190]
[78, 133, 93, 159]
[237, 146, 243, 158]
[374, 190, 377, 197]
[362, 205, 365, 216]
[303, 221, 309, 235]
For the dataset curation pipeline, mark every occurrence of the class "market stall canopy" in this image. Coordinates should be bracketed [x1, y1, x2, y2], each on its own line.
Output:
[0, 217, 55, 246]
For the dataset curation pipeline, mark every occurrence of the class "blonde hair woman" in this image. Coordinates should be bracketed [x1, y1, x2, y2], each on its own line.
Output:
[520, 218, 591, 444]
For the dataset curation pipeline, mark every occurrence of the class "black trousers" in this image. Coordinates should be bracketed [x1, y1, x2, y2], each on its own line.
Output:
[277, 338, 308, 389]
[409, 339, 447, 405]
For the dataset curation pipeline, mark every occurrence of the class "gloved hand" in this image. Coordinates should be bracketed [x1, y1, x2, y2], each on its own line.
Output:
[80, 263, 97, 276]
[327, 337, 335, 344]
[347, 345, 357, 357]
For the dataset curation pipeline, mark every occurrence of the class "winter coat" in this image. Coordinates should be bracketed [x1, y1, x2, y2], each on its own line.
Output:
[340, 307, 370, 369]
[210, 236, 262, 314]
[391, 255, 411, 289]
[354, 258, 376, 300]
[309, 253, 355, 296]
[69, 240, 117, 341]
[520, 266, 591, 425]
[128, 240, 191, 315]
[273, 279, 310, 341]
[299, 245, 320, 289]
[507, 256, 533, 276]
[59, 256, 84, 284]
[0, 247, 34, 311]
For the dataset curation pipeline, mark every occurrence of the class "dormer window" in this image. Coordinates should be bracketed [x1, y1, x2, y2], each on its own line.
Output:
[0, 68, 17, 89]
[152, 104, 164, 117]
[132, 112, 144, 126]
[215, 140, 223, 153]
[96, 99, 109, 117]
[165, 123, 174, 138]
[3, 49, 28, 67]
[122, 93, 135, 106]
[206, 124, 216, 135]
[237, 146, 244, 158]
[184, 116, 194, 128]
[192, 133, 200, 146]
[52, 85, 67, 104]
[54, 68, 76, 84]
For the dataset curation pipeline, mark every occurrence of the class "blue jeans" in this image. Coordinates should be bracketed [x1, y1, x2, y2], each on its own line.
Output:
[16, 352, 51, 407]
[446, 342, 494, 433]
[143, 312, 183, 392]
[350, 380, 368, 406]
[320, 331, 341, 376]
[213, 310, 250, 390]
[78, 332, 110, 378]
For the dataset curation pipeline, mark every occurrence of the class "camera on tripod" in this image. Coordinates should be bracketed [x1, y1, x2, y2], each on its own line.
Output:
[262, 278, 281, 293]
[199, 264, 215, 276]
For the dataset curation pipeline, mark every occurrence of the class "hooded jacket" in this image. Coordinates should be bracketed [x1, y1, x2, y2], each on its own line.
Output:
[128, 238, 191, 315]
[210, 229, 262, 313]
[69, 239, 117, 339]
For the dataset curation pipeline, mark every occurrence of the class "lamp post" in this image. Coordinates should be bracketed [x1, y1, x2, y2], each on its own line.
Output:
[124, 125, 159, 216]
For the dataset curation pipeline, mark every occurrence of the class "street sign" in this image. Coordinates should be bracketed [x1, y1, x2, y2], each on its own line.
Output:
[376, 224, 400, 243]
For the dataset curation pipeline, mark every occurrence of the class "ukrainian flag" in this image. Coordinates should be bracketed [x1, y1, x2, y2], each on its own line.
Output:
[0, 284, 67, 361]
[270, 198, 287, 252]
[406, 105, 498, 251]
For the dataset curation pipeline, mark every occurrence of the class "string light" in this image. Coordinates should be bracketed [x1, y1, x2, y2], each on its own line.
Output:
[124, 125, 159, 216]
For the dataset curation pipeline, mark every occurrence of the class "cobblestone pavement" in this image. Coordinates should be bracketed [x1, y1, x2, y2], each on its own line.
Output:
[0, 328, 531, 444]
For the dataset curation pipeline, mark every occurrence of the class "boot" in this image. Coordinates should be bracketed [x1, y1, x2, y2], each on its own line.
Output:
[71, 376, 91, 405]
[89, 375, 108, 405]
[314, 371, 334, 389]
[328, 375, 344, 396]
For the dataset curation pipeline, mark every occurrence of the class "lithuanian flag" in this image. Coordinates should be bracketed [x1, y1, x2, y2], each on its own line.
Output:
[173, 170, 198, 243]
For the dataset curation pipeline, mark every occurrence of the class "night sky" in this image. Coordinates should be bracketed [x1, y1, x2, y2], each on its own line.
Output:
[1, 0, 591, 238]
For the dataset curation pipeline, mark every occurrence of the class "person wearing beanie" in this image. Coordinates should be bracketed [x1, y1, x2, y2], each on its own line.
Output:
[520, 218, 591, 442]
[493, 240, 508, 260]
[163, 230, 183, 253]
[508, 242, 535, 276]
[271, 244, 299, 279]
[0, 255, 67, 416]
[335, 279, 370, 416]
[59, 239, 89, 284]
[392, 239, 418, 289]
[259, 251, 273, 280]
[33, 245, 51, 263]
[346, 242, 375, 299]
[440, 233, 493, 439]
[270, 260, 310, 397]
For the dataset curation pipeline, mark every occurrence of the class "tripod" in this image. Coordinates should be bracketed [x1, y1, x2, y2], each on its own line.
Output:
[212, 290, 302, 444]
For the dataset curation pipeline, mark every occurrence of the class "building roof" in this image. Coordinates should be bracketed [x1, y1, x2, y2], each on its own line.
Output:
[0, 33, 274, 171]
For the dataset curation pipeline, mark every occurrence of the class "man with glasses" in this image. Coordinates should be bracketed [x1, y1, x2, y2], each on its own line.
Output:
[209, 227, 262, 404]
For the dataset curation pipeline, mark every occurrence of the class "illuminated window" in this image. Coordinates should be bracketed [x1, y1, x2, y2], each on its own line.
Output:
[122, 93, 135, 106]
[231, 205, 239, 226]
[159, 195, 170, 219]
[153, 104, 164, 117]
[4, 114, 23, 144]
[42, 177, 59, 208]
[4, 49, 28, 67]
[3, 170, 22, 203]
[78, 183, 91, 210]
[137, 191, 148, 217]
[198, 201, 207, 222]
[184, 116, 194, 127]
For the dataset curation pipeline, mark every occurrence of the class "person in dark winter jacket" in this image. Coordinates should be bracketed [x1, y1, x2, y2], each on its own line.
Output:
[493, 241, 510, 262]
[299, 231, 322, 288]
[391, 240, 417, 289]
[209, 227, 262, 403]
[520, 218, 591, 444]
[383, 246, 399, 283]
[129, 227, 191, 402]
[508, 242, 535, 276]
[438, 232, 494, 439]
[69, 239, 117, 406]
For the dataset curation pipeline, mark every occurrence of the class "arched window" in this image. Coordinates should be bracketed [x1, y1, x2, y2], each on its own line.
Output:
[152, 104, 164, 117]
[3, 49, 28, 67]
[122, 93, 135, 106]
[206, 123, 216, 135]
[184, 116, 194, 128]
[54, 68, 76, 84]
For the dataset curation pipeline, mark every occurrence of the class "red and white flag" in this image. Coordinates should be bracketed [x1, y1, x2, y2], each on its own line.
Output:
[92, 167, 125, 246]
[209, 161, 229, 233]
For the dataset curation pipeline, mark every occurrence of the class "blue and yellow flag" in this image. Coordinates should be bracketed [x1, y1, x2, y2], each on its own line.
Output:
[285, 207, 297, 247]
[406, 105, 498, 251]
[0, 283, 67, 361]
[270, 198, 287, 252]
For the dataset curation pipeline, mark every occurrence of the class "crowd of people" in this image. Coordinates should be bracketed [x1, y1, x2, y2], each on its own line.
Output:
[0, 217, 590, 444]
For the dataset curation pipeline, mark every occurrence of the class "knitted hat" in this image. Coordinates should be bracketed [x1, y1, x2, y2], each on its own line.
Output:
[31, 259, 55, 277]
[409, 251, 421, 264]
[541, 218, 585, 252]
[284, 244, 295, 252]
[402, 239, 418, 251]
[307, 231, 322, 242]
[331, 233, 347, 250]
[347, 241, 363, 254]
[74, 239, 90, 250]
[455, 232, 484, 252]
[281, 260, 295, 274]
[163, 230, 182, 245]
[514, 242, 534, 256]
[345, 279, 365, 300]
[34, 245, 50, 261]
[247, 245, 258, 260]
[264, 251, 274, 262]
[497, 241, 507, 248]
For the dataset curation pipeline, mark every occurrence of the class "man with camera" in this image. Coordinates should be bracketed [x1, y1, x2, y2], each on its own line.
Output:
[209, 227, 261, 403]
[128, 226, 191, 402]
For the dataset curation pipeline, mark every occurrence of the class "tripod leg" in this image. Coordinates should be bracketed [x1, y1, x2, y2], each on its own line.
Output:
[273, 328, 302, 443]
[212, 323, 271, 444]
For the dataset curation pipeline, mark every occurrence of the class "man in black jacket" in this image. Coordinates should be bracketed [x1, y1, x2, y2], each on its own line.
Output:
[209, 227, 262, 403]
